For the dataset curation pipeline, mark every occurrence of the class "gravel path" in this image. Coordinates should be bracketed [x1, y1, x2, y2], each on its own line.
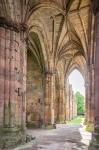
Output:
[14, 124, 91, 150]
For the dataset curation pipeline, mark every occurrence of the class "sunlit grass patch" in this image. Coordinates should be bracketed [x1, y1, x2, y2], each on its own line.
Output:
[66, 116, 84, 125]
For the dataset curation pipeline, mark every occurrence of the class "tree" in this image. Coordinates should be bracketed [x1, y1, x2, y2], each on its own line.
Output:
[75, 91, 85, 115]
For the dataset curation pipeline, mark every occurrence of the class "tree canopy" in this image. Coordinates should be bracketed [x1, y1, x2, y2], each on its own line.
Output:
[75, 91, 85, 115]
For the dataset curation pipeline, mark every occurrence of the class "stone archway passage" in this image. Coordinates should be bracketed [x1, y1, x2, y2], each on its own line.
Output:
[26, 50, 44, 128]
[0, 0, 99, 149]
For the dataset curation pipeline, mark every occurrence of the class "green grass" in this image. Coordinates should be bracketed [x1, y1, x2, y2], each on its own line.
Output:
[66, 116, 84, 125]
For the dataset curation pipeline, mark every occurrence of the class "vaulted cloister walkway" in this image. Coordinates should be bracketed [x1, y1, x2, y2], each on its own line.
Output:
[12, 124, 91, 150]
[0, 0, 99, 149]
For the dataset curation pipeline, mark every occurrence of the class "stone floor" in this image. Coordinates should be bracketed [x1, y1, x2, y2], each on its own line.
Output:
[13, 124, 91, 150]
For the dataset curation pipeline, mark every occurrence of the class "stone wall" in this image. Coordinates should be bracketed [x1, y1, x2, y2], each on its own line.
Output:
[26, 50, 44, 128]
[0, 22, 27, 148]
[65, 80, 77, 121]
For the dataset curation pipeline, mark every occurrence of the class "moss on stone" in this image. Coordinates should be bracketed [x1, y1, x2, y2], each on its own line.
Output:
[0, 127, 26, 149]
[86, 123, 94, 132]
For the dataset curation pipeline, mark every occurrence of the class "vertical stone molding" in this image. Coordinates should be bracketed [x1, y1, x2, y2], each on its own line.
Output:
[90, 64, 95, 123]
[44, 70, 55, 126]
[69, 85, 73, 120]
[74, 95, 77, 118]
[59, 85, 65, 122]
[65, 80, 77, 122]
[85, 68, 92, 124]
[0, 17, 27, 148]
[65, 80, 70, 121]
[90, 1, 99, 148]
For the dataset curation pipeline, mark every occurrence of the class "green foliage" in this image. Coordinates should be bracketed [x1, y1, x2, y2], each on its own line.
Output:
[67, 116, 84, 125]
[75, 91, 85, 115]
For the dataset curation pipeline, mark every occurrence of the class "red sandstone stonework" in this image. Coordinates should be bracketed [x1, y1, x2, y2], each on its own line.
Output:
[0, 0, 98, 149]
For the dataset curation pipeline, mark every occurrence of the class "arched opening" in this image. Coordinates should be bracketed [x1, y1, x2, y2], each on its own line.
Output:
[26, 31, 46, 128]
[26, 50, 44, 128]
[0, 0, 96, 149]
[66, 69, 85, 124]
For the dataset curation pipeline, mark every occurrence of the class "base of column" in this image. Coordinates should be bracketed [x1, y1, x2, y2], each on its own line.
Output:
[85, 121, 94, 132]
[0, 127, 26, 149]
[42, 123, 56, 129]
[89, 129, 99, 150]
[58, 115, 66, 123]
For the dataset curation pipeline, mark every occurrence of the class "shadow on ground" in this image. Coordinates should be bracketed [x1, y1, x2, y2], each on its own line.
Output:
[14, 124, 91, 150]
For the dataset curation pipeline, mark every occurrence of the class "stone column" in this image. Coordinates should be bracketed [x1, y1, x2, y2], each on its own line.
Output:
[68, 84, 71, 120]
[72, 92, 75, 119]
[0, 17, 27, 148]
[72, 91, 74, 119]
[69, 85, 73, 120]
[59, 83, 66, 123]
[85, 66, 94, 124]
[85, 69, 91, 123]
[90, 1, 99, 149]
[74, 95, 77, 118]
[66, 80, 70, 121]
[90, 64, 95, 123]
[44, 71, 55, 126]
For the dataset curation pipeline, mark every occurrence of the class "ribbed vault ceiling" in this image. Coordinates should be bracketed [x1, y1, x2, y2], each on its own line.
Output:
[0, 0, 91, 75]
[27, 0, 90, 75]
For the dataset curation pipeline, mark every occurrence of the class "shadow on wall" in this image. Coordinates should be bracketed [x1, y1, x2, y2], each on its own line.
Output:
[26, 50, 44, 128]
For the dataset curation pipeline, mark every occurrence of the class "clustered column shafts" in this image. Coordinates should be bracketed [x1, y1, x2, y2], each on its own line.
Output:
[89, 1, 99, 149]
[0, 0, 98, 149]
[65, 79, 70, 121]
[59, 85, 65, 122]
[44, 71, 56, 126]
[65, 80, 77, 121]
[0, 17, 27, 148]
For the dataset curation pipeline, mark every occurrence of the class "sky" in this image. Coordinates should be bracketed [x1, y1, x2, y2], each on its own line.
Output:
[68, 69, 85, 96]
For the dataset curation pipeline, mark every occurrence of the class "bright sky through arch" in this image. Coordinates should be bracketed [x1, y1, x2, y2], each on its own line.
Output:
[68, 69, 85, 96]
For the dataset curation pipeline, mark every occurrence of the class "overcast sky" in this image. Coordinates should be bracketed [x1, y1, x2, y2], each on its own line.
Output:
[68, 69, 85, 96]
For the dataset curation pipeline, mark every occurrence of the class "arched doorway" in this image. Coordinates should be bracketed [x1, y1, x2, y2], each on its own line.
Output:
[26, 31, 47, 128]
[67, 69, 85, 123]
[26, 50, 44, 128]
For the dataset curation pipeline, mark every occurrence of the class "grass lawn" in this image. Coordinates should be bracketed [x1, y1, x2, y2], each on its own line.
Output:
[66, 116, 84, 125]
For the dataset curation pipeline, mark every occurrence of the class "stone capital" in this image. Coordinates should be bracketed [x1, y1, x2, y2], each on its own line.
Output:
[45, 69, 56, 75]
[0, 17, 28, 32]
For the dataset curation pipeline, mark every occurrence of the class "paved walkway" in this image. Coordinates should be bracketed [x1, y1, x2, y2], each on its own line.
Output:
[14, 124, 91, 150]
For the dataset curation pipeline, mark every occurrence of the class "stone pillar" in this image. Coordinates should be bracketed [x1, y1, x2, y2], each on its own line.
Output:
[54, 76, 60, 123]
[44, 71, 55, 126]
[72, 92, 75, 119]
[85, 69, 92, 123]
[69, 85, 73, 120]
[90, 64, 95, 123]
[90, 1, 99, 149]
[0, 17, 27, 148]
[68, 84, 71, 120]
[85, 66, 94, 124]
[72, 91, 74, 119]
[66, 80, 70, 121]
[59, 83, 66, 123]
[74, 95, 77, 118]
